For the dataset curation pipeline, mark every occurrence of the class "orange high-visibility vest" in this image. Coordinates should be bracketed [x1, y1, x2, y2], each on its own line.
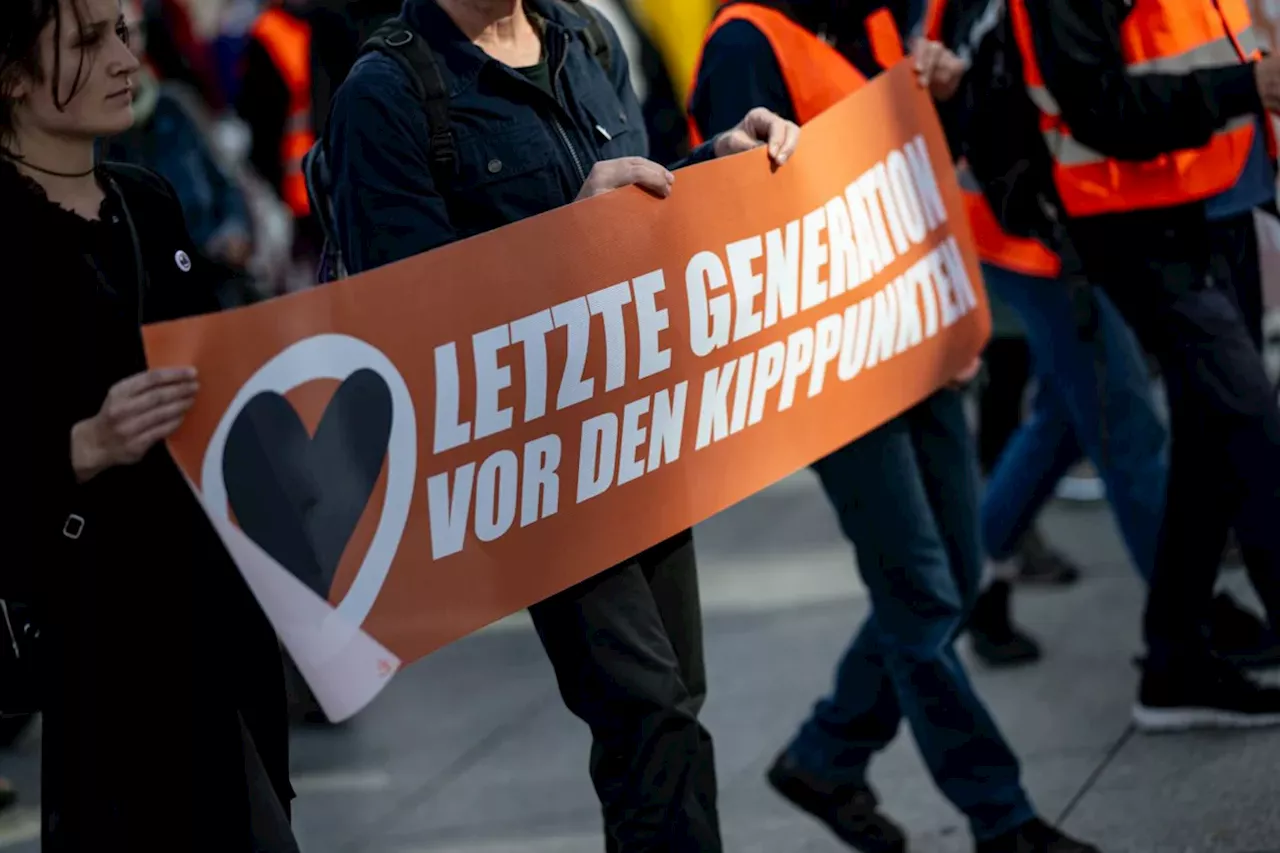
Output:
[924, 0, 1061, 277]
[1008, 0, 1272, 218]
[251, 6, 315, 218]
[686, 2, 905, 146]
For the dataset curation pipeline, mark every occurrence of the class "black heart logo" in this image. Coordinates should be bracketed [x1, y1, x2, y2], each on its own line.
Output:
[223, 369, 394, 600]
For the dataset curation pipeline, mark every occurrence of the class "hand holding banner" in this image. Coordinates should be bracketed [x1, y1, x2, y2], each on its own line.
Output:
[143, 62, 990, 721]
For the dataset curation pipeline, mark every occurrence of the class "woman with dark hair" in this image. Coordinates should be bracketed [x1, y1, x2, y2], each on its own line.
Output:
[0, 0, 296, 849]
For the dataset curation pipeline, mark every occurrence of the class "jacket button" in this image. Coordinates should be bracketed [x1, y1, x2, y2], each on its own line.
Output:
[487, 158, 503, 174]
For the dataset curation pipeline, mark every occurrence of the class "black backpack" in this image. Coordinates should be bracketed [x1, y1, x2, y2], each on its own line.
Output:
[938, 0, 1065, 246]
[305, 0, 615, 282]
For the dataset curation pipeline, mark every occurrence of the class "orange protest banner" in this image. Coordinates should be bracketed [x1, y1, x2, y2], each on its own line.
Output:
[143, 61, 990, 719]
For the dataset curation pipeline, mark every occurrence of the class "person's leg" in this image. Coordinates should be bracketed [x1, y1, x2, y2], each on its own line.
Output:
[984, 262, 1278, 664]
[528, 537, 721, 853]
[794, 400, 1036, 842]
[975, 269, 1086, 585]
[981, 373, 1085, 565]
[634, 530, 720, 836]
[983, 265, 1168, 581]
[1076, 209, 1280, 729]
[978, 336, 1034, 476]
[1206, 215, 1280, 632]
[1215, 208, 1266, 351]
[971, 371, 1079, 668]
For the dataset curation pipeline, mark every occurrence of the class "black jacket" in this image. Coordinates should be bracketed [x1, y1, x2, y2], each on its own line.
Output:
[1022, 0, 1262, 163]
[2, 160, 293, 851]
[327, 0, 716, 276]
[935, 0, 1267, 262]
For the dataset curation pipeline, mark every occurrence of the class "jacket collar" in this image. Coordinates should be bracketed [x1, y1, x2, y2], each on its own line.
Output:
[404, 0, 588, 93]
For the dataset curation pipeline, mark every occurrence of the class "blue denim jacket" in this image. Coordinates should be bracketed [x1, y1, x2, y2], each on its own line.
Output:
[326, 0, 717, 276]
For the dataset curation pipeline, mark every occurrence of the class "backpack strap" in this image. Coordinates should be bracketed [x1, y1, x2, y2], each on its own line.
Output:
[556, 0, 615, 77]
[361, 19, 457, 182]
[356, 7, 615, 185]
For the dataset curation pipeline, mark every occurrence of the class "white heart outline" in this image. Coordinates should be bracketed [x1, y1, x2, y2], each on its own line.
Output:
[199, 334, 417, 631]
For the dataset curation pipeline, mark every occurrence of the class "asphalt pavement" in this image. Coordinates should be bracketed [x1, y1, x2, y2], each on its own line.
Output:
[2, 464, 1278, 853]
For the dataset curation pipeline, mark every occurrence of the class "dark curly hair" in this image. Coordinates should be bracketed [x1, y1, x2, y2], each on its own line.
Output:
[0, 0, 92, 146]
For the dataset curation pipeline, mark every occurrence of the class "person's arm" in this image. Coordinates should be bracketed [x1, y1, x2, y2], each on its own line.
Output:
[688, 21, 796, 147]
[326, 57, 459, 274]
[1025, 0, 1262, 161]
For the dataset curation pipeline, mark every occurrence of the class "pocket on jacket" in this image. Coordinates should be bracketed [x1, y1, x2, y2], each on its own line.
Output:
[450, 125, 565, 228]
[452, 125, 559, 190]
[582, 97, 642, 162]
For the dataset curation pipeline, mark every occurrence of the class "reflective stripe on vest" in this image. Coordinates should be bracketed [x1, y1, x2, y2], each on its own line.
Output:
[686, 3, 904, 145]
[251, 7, 315, 218]
[924, 0, 1061, 277]
[1008, 0, 1271, 218]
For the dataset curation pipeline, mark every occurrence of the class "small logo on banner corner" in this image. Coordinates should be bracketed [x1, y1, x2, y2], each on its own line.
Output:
[200, 334, 417, 629]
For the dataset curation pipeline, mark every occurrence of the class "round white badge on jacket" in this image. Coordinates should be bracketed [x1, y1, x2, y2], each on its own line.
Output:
[175, 250, 191, 272]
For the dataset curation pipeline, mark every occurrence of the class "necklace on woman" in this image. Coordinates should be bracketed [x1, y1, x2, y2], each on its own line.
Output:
[0, 148, 96, 178]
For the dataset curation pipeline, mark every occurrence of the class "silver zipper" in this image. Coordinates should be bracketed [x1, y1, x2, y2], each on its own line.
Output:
[552, 117, 587, 184]
[2, 602, 20, 659]
[552, 32, 587, 185]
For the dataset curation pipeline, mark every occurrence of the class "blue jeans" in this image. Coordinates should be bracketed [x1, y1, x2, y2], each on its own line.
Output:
[980, 264, 1169, 580]
[791, 390, 1036, 842]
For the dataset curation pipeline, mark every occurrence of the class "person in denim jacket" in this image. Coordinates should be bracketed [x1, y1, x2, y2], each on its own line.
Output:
[326, 1, 798, 850]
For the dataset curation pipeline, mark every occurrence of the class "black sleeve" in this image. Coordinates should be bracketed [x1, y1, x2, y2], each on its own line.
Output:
[109, 164, 229, 318]
[689, 20, 796, 141]
[235, 38, 291, 195]
[1025, 0, 1262, 161]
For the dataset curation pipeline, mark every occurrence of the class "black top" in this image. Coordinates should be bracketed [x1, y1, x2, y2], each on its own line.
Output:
[0, 159, 294, 851]
[515, 49, 555, 98]
[70, 191, 150, 402]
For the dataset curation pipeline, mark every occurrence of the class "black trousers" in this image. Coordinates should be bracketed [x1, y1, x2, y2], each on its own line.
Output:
[1073, 207, 1280, 669]
[1075, 207, 1274, 671]
[1217, 209, 1267, 351]
[978, 336, 1034, 475]
[527, 529, 721, 853]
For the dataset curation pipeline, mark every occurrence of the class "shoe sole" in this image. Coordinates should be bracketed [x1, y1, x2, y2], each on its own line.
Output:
[1132, 704, 1280, 732]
